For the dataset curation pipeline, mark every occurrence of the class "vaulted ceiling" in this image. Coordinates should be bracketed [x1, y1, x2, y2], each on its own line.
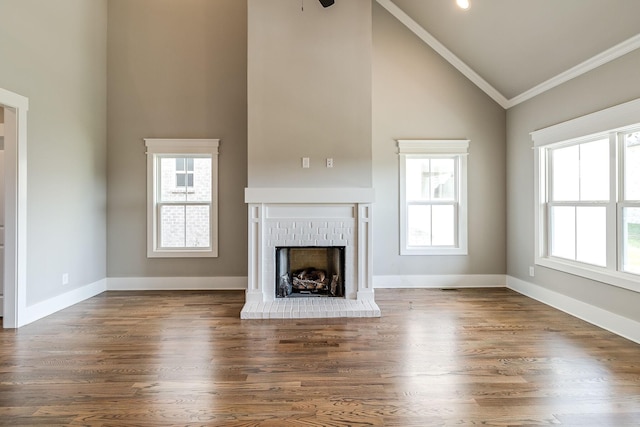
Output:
[378, 0, 640, 108]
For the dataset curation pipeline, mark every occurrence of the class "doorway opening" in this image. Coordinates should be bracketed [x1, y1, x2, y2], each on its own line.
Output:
[0, 87, 28, 328]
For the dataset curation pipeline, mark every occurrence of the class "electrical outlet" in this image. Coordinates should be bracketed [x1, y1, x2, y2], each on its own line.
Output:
[326, 158, 334, 168]
[62, 273, 69, 285]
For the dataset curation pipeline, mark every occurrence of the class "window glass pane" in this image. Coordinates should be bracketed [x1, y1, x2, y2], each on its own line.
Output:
[160, 205, 185, 248]
[550, 206, 576, 260]
[186, 205, 210, 247]
[160, 157, 187, 202]
[576, 206, 606, 266]
[160, 156, 211, 202]
[177, 173, 194, 188]
[625, 132, 640, 201]
[407, 204, 431, 246]
[176, 157, 195, 172]
[579, 139, 609, 201]
[552, 145, 579, 201]
[430, 158, 455, 200]
[623, 207, 640, 275]
[187, 157, 212, 202]
[406, 159, 430, 201]
[432, 204, 455, 245]
[176, 173, 186, 188]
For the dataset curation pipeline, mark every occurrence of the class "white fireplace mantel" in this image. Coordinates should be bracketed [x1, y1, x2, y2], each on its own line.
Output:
[241, 187, 380, 319]
[244, 187, 375, 204]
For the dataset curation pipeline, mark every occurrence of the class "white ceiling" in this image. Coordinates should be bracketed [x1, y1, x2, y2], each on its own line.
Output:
[381, 0, 640, 108]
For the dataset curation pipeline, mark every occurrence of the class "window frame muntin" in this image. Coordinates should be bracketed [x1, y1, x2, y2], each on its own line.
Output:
[155, 153, 214, 251]
[618, 130, 640, 274]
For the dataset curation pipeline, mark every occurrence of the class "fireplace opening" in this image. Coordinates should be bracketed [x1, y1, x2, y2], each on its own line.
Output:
[275, 246, 345, 298]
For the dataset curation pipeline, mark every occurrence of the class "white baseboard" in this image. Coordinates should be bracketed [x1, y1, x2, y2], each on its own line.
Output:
[107, 276, 248, 291]
[24, 279, 107, 326]
[507, 276, 640, 345]
[373, 274, 506, 288]
[109, 275, 505, 292]
[12, 275, 640, 346]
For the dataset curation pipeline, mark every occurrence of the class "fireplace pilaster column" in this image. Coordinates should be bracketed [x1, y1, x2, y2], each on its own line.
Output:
[357, 203, 375, 301]
[246, 203, 265, 303]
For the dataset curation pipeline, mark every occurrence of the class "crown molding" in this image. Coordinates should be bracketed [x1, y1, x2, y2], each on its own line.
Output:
[506, 33, 640, 108]
[375, 0, 509, 109]
[377, 0, 640, 110]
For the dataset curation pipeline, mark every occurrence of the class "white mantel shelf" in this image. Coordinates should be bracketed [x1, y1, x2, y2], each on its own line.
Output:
[245, 187, 375, 204]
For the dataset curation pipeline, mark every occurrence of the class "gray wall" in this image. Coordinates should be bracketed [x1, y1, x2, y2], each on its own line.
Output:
[109, 0, 506, 281]
[372, 3, 507, 276]
[4, 0, 636, 329]
[0, 0, 107, 305]
[107, 0, 248, 277]
[507, 48, 640, 322]
[247, 0, 372, 188]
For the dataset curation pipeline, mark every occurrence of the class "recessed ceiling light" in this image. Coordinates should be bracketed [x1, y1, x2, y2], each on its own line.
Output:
[456, 0, 470, 10]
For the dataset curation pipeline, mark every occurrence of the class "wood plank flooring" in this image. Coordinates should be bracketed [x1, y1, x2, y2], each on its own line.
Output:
[0, 288, 639, 426]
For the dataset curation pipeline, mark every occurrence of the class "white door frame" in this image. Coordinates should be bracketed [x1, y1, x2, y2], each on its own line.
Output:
[0, 87, 28, 328]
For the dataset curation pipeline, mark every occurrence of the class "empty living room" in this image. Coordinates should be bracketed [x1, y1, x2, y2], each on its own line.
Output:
[1, 0, 639, 425]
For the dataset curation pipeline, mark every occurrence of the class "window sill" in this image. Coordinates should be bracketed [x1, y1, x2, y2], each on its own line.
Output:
[536, 257, 640, 294]
[401, 247, 468, 256]
[147, 249, 218, 258]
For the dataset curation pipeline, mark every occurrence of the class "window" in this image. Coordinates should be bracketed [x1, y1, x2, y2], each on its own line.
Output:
[532, 98, 640, 292]
[144, 139, 219, 258]
[623, 131, 640, 275]
[398, 140, 468, 255]
[548, 137, 609, 267]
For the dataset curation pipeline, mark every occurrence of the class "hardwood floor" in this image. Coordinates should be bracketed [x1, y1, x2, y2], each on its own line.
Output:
[0, 288, 639, 426]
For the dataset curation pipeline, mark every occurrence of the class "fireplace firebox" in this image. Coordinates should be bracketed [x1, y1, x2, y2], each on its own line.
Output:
[275, 246, 345, 298]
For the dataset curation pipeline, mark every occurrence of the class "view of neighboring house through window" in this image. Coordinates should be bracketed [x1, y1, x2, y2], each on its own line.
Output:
[532, 99, 640, 292]
[159, 155, 210, 249]
[398, 140, 468, 255]
[145, 139, 219, 258]
[175, 157, 195, 188]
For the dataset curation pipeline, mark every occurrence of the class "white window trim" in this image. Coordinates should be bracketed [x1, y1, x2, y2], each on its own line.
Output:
[397, 139, 469, 256]
[144, 138, 219, 258]
[532, 98, 640, 293]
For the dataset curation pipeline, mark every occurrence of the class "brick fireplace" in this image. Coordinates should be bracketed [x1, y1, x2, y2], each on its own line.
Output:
[241, 188, 380, 319]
